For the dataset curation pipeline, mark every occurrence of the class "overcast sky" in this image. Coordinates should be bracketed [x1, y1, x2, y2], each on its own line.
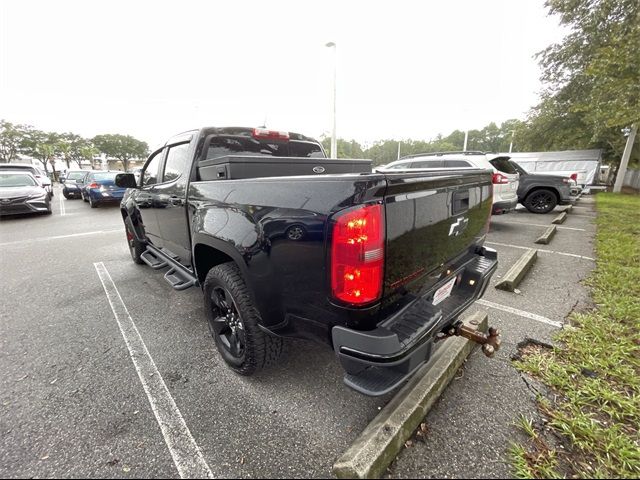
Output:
[0, 0, 566, 150]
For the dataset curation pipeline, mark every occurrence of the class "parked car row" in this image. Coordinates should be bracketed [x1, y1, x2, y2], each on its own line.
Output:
[377, 151, 578, 214]
[62, 170, 127, 208]
[2, 150, 580, 219]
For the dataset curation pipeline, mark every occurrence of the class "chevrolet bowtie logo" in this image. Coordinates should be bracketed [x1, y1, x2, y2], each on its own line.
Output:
[449, 216, 469, 237]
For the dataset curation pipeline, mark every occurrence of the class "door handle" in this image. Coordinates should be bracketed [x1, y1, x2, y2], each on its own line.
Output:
[169, 196, 183, 206]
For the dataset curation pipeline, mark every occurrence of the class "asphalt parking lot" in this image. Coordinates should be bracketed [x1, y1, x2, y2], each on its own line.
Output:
[0, 187, 596, 479]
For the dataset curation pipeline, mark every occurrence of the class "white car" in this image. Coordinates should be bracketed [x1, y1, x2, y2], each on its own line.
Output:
[377, 152, 520, 214]
[0, 163, 53, 199]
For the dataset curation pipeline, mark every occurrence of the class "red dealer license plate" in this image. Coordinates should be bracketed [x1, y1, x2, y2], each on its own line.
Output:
[432, 276, 456, 306]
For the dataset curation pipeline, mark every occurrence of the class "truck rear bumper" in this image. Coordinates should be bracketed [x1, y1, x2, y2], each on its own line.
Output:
[331, 246, 498, 396]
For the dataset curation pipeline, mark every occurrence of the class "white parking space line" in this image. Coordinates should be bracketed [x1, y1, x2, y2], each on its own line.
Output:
[0, 229, 122, 247]
[476, 299, 563, 328]
[494, 221, 587, 232]
[94, 262, 216, 479]
[58, 194, 66, 216]
[486, 241, 595, 261]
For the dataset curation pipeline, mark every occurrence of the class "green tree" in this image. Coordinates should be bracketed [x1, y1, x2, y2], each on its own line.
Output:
[320, 137, 365, 159]
[530, 0, 640, 164]
[363, 140, 402, 166]
[79, 145, 100, 169]
[499, 119, 526, 152]
[442, 130, 466, 150]
[93, 134, 148, 172]
[60, 133, 97, 168]
[0, 120, 30, 163]
[22, 129, 62, 175]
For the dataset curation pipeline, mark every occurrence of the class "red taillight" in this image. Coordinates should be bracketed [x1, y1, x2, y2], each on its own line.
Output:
[252, 128, 290, 141]
[492, 173, 509, 184]
[331, 204, 384, 305]
[88, 182, 99, 188]
[570, 173, 578, 182]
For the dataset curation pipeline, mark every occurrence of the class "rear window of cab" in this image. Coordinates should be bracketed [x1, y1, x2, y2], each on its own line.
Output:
[204, 136, 324, 160]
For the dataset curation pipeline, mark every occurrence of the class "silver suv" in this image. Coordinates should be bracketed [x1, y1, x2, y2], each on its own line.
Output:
[378, 152, 520, 214]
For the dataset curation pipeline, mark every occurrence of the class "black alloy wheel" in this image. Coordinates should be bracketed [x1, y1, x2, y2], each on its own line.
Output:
[524, 189, 558, 214]
[209, 286, 246, 364]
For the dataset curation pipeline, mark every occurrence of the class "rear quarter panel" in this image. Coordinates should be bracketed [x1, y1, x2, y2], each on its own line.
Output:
[188, 175, 387, 338]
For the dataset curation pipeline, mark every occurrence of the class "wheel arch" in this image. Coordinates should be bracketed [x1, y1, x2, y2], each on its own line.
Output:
[525, 186, 560, 202]
[192, 235, 246, 285]
[120, 206, 146, 243]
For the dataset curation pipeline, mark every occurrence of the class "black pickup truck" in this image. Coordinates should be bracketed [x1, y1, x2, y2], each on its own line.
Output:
[115, 126, 498, 396]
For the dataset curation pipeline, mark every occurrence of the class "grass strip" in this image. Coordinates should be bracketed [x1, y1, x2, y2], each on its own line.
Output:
[511, 193, 640, 478]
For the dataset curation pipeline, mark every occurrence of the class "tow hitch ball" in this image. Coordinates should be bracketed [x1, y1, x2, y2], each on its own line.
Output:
[435, 322, 501, 358]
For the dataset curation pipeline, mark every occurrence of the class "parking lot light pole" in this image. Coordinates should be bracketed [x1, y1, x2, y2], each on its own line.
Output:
[509, 130, 516, 153]
[613, 124, 637, 193]
[326, 42, 337, 159]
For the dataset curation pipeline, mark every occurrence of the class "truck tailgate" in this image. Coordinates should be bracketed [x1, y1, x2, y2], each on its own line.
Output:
[382, 169, 493, 299]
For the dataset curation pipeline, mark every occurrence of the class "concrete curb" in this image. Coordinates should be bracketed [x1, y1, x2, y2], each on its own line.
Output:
[333, 312, 489, 479]
[535, 225, 557, 245]
[495, 249, 538, 292]
[563, 205, 573, 213]
[552, 212, 567, 224]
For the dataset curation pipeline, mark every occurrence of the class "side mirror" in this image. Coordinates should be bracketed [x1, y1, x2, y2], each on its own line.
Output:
[116, 173, 138, 188]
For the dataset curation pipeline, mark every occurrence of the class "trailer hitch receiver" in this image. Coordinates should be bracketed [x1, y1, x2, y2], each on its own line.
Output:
[435, 322, 501, 357]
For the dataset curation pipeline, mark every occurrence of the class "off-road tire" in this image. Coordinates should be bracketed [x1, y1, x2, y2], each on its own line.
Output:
[203, 262, 283, 376]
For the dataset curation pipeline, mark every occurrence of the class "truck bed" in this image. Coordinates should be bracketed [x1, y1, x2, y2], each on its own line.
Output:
[188, 168, 493, 334]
